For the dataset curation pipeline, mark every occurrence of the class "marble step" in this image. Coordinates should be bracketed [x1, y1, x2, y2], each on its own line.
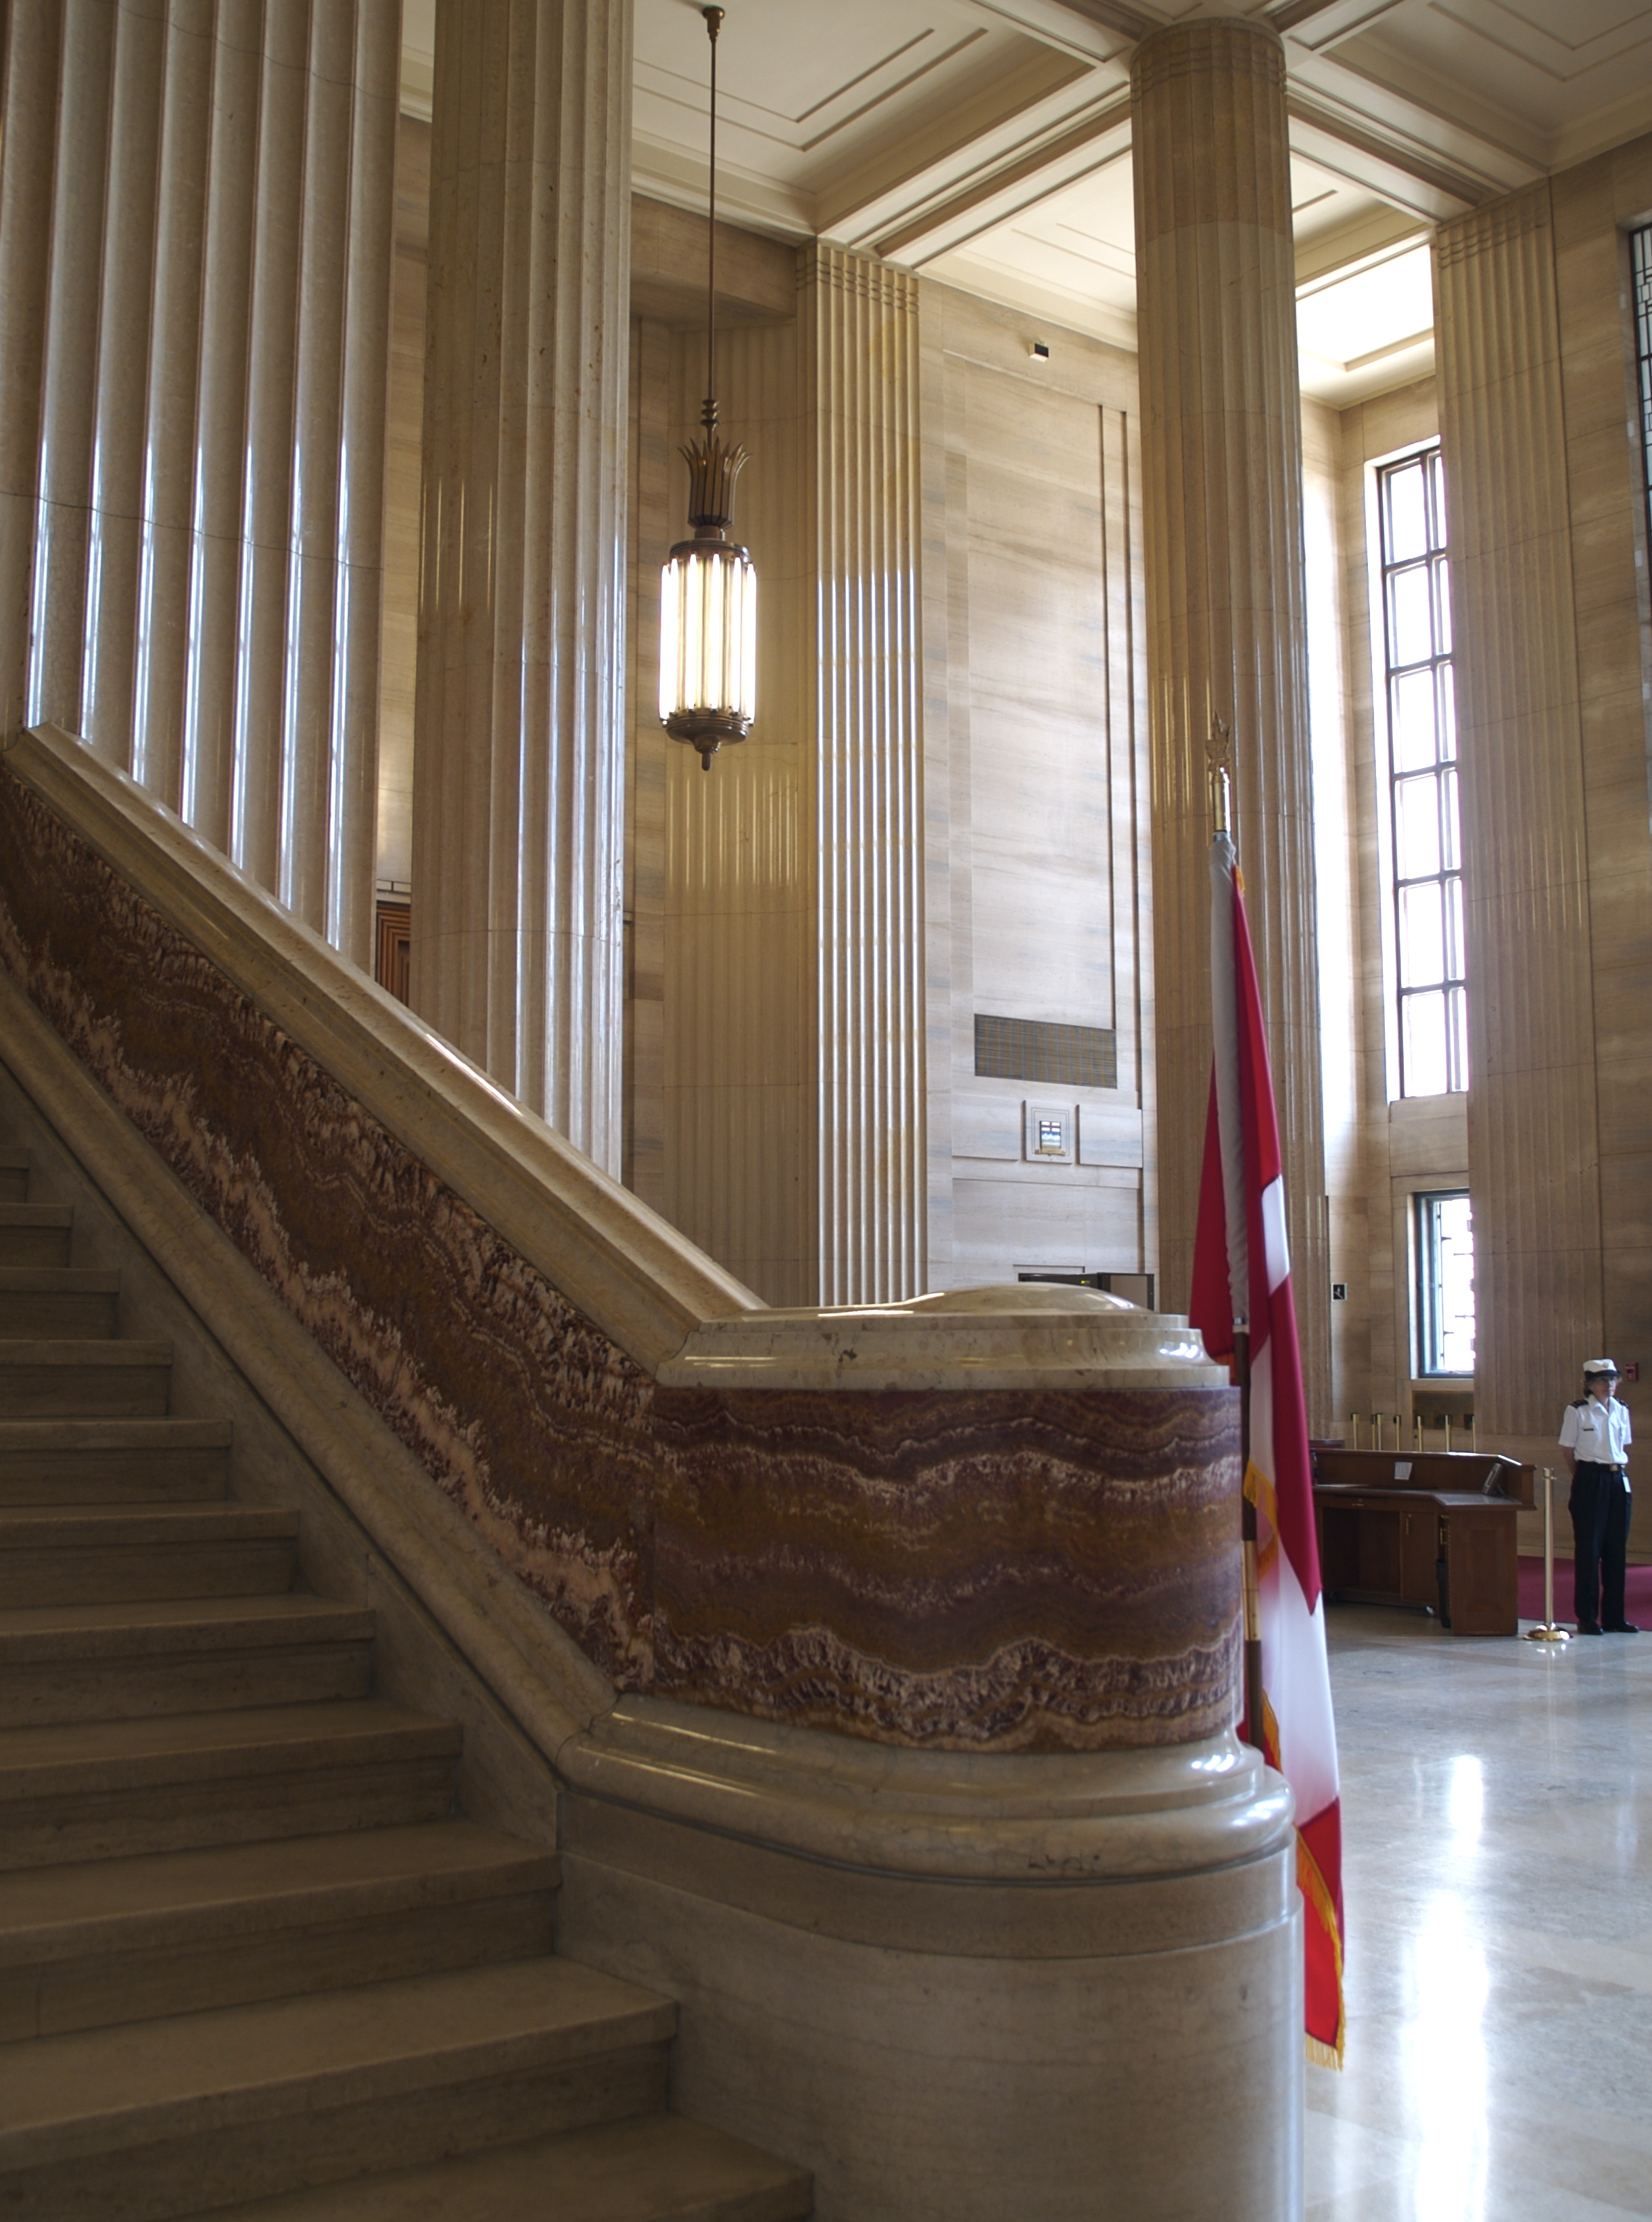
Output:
[205, 2111, 816, 2221]
[0, 1206, 72, 1269]
[0, 1339, 172, 1419]
[0, 1957, 676, 2222]
[0, 1152, 29, 1204]
[0, 1593, 375, 1725]
[0, 1821, 559, 2041]
[0, 1417, 232, 1505]
[0, 1268, 120, 1341]
[0, 1701, 463, 1871]
[0, 1504, 298, 1607]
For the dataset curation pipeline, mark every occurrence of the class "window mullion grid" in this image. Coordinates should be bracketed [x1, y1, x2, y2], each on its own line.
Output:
[1379, 450, 1463, 1099]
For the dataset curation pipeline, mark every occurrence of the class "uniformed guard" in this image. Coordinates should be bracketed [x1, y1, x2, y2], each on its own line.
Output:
[1558, 1360, 1636, 1634]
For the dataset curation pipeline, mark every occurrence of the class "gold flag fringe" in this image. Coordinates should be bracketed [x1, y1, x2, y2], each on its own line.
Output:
[1297, 1835, 1346, 2069]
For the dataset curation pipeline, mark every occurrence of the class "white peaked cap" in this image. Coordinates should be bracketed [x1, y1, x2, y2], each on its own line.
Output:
[1583, 1358, 1619, 1375]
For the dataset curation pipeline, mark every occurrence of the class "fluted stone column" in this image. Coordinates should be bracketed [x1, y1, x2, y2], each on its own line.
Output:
[1131, 19, 1329, 1424]
[0, 0, 398, 971]
[1434, 185, 1604, 1440]
[411, 0, 632, 1171]
[800, 246, 926, 1306]
[0, 3, 60, 748]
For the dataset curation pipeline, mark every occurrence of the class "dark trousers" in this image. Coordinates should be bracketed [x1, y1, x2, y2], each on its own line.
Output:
[1570, 1463, 1632, 1628]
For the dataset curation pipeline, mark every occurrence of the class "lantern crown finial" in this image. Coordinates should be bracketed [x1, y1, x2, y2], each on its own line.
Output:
[680, 427, 749, 536]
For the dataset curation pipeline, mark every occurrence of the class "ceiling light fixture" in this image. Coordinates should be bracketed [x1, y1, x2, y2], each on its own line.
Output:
[659, 5, 756, 773]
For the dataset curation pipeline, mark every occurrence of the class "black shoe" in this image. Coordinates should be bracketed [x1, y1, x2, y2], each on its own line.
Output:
[1577, 1622, 1603, 1634]
[1604, 1622, 1640, 1634]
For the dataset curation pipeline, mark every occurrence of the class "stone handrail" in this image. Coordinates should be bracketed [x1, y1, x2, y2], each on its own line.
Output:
[2, 724, 757, 1375]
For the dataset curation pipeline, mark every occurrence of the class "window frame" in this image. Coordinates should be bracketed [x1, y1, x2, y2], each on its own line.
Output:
[1414, 1187, 1474, 1379]
[1630, 224, 1652, 594]
[1368, 443, 1467, 1101]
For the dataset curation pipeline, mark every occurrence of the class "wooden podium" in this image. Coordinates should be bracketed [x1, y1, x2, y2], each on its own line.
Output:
[1312, 1450, 1532, 1636]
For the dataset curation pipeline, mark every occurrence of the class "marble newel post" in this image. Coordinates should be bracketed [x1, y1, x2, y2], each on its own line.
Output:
[1131, 20, 1329, 1423]
[412, 0, 632, 1171]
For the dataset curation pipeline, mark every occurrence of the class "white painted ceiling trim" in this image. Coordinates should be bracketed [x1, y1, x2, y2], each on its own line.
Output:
[398, 0, 1652, 407]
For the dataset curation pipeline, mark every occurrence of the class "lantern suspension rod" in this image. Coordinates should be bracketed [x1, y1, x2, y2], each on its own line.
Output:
[703, 7, 722, 433]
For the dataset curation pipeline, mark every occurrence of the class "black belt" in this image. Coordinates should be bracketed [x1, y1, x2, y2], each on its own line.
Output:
[1576, 1461, 1626, 1473]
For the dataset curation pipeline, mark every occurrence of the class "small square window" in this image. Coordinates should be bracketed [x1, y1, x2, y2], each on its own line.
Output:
[1416, 1191, 1474, 1376]
[1023, 1102, 1075, 1164]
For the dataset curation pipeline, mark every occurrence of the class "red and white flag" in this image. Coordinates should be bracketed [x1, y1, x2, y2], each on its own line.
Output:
[1189, 828, 1346, 2067]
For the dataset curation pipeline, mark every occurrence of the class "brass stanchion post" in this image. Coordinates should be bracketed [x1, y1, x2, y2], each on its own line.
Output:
[1525, 1465, 1571, 1645]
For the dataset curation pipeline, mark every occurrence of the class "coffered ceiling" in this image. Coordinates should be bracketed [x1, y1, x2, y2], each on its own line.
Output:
[401, 0, 1652, 405]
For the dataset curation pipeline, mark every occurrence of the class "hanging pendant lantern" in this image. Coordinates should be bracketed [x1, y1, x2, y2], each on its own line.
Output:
[659, 6, 756, 772]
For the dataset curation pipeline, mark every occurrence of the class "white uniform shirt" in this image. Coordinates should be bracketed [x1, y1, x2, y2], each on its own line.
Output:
[1559, 1392, 1633, 1483]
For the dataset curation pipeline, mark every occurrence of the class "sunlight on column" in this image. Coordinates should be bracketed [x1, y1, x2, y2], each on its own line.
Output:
[1410, 1757, 1488, 2222]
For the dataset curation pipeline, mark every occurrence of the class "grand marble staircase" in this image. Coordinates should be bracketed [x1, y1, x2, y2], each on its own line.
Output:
[0, 1146, 811, 2221]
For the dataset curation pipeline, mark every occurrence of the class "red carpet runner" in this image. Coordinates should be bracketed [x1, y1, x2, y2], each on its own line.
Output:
[1517, 1557, 1652, 1624]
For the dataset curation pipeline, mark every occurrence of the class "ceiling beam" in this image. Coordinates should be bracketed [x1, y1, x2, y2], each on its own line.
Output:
[989, 0, 1161, 39]
[1265, 0, 1355, 30]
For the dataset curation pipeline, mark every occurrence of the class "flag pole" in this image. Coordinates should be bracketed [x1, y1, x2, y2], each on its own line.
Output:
[1209, 723, 1265, 1756]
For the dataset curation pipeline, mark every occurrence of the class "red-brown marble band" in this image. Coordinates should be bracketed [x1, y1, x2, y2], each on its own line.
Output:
[0, 763, 1244, 1749]
[653, 1622, 1241, 1753]
[651, 1386, 1242, 1749]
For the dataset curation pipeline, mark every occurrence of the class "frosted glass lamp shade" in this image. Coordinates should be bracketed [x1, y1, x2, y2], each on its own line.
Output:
[659, 536, 757, 767]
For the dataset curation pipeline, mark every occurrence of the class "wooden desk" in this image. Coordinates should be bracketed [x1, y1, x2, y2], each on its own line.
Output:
[1311, 1452, 1530, 1636]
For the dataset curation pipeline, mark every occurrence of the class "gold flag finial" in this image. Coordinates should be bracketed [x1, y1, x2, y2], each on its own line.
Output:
[1206, 715, 1233, 836]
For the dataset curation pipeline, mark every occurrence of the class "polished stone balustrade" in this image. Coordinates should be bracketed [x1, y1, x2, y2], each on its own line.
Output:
[0, 720, 1236, 1753]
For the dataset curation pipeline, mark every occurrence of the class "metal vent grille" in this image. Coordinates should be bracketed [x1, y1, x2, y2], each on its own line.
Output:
[974, 1015, 1116, 1090]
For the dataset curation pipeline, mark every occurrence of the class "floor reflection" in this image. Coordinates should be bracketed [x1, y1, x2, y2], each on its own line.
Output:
[1410, 1899, 1488, 2222]
[1306, 1607, 1652, 2220]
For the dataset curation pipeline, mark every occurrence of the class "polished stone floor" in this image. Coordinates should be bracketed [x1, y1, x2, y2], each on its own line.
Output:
[1305, 1606, 1652, 2220]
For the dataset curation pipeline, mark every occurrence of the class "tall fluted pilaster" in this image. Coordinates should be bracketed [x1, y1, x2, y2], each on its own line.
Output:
[0, 1, 397, 970]
[1131, 19, 1328, 1422]
[412, 0, 632, 1171]
[799, 246, 926, 1306]
[1434, 185, 1603, 1436]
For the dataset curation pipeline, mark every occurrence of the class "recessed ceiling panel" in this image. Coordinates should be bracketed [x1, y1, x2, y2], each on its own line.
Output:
[633, 0, 1084, 234]
[1491, 0, 1651, 47]
[1323, 0, 1652, 162]
[636, 0, 989, 150]
[924, 150, 1136, 344]
[1432, 0, 1652, 80]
